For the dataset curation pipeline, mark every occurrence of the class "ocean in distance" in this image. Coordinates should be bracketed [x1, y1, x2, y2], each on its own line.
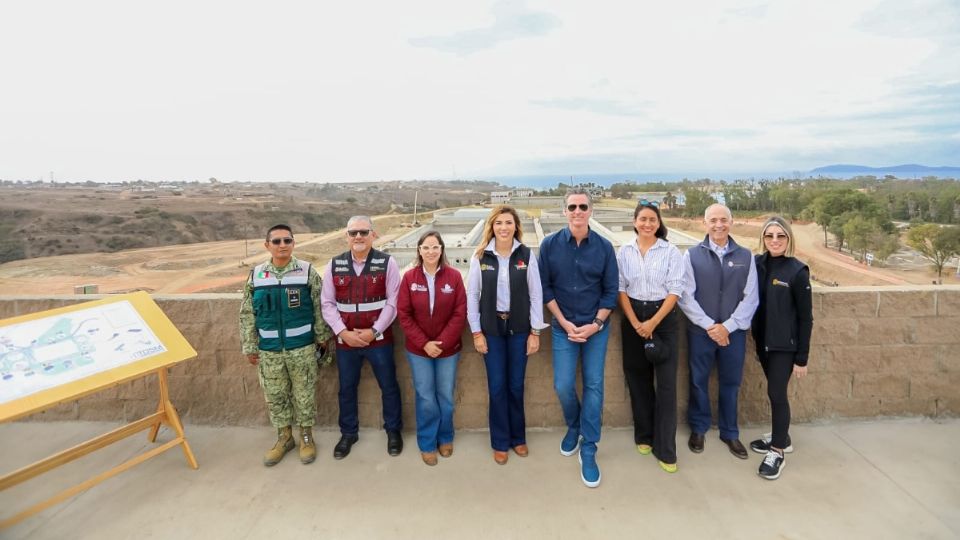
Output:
[479, 170, 954, 189]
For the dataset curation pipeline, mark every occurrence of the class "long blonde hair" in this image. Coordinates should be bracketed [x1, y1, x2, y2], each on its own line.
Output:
[474, 205, 523, 258]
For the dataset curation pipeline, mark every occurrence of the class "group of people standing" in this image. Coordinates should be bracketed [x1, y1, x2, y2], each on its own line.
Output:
[239, 189, 813, 488]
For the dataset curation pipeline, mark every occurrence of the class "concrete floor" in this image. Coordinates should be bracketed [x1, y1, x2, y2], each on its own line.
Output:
[1, 418, 958, 539]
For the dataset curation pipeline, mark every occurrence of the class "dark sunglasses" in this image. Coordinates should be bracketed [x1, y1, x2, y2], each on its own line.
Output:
[566, 203, 590, 212]
[270, 237, 294, 245]
[763, 233, 788, 240]
[638, 199, 660, 208]
[347, 229, 371, 237]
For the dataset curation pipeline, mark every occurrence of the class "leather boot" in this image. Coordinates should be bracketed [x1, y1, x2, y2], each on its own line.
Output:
[299, 426, 316, 464]
[263, 426, 294, 466]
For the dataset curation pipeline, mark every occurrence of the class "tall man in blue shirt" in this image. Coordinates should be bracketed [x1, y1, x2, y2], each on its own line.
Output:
[679, 203, 759, 459]
[539, 188, 619, 488]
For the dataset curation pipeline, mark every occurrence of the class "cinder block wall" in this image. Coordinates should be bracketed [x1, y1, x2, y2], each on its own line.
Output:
[3, 287, 958, 428]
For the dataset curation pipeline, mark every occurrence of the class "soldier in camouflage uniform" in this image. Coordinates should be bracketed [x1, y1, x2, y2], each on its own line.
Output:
[240, 224, 333, 466]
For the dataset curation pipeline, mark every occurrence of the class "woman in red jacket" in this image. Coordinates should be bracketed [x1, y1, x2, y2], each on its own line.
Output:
[397, 231, 467, 466]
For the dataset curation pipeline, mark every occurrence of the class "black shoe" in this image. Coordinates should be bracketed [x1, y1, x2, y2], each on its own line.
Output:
[720, 437, 749, 459]
[750, 433, 794, 454]
[333, 434, 358, 460]
[387, 430, 403, 456]
[758, 449, 785, 480]
[688, 432, 705, 453]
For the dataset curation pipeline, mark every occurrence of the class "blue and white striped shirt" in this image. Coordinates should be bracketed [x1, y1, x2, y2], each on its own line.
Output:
[617, 238, 684, 301]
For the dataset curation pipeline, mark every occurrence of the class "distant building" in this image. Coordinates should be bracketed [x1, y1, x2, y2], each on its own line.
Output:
[513, 189, 534, 198]
[490, 191, 511, 203]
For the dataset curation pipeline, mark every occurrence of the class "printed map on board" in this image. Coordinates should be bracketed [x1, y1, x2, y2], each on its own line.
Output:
[0, 301, 166, 404]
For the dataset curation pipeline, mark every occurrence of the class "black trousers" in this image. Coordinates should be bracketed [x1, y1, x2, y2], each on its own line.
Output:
[760, 351, 794, 450]
[621, 299, 679, 464]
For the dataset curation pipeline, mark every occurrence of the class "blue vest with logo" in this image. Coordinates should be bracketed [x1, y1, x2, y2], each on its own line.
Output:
[252, 261, 315, 352]
[688, 236, 751, 334]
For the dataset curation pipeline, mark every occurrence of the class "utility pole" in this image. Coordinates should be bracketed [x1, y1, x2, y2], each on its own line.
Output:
[413, 191, 419, 226]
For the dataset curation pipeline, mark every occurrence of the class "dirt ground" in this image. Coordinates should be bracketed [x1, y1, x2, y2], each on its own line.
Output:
[0, 215, 411, 295]
[666, 217, 954, 287]
[0, 210, 955, 296]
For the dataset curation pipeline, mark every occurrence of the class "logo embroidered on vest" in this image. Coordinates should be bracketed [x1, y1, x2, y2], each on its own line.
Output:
[337, 276, 346, 285]
[480, 264, 495, 271]
[772, 279, 790, 288]
[410, 283, 428, 292]
[515, 260, 527, 270]
[440, 284, 454, 294]
[257, 270, 271, 278]
[371, 258, 385, 264]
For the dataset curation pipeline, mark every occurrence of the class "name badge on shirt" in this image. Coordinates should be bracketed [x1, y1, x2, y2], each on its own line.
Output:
[287, 288, 301, 308]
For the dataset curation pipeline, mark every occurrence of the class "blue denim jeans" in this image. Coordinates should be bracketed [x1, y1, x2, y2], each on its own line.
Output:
[483, 332, 529, 451]
[551, 322, 610, 448]
[687, 329, 746, 439]
[336, 343, 403, 435]
[406, 352, 459, 452]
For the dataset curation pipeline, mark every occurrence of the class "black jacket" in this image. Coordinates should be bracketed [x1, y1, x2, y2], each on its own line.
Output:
[751, 253, 813, 366]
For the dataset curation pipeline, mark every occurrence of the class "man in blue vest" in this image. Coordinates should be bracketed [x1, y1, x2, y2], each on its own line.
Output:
[679, 203, 759, 459]
[321, 215, 404, 459]
[240, 224, 333, 466]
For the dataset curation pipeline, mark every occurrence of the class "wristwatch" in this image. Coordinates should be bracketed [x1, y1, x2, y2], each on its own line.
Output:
[530, 328, 541, 336]
[592, 317, 605, 331]
[372, 328, 383, 340]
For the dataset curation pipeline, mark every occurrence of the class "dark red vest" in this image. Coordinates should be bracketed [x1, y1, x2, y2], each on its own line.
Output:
[331, 248, 393, 350]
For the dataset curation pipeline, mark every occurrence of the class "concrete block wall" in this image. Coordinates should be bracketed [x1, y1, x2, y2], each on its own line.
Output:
[3, 287, 958, 428]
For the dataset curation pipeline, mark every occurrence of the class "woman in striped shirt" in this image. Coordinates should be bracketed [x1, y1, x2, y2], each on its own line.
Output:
[617, 200, 685, 473]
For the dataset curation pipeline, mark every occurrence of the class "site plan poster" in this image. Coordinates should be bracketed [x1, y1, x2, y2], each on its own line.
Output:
[0, 300, 167, 404]
[0, 292, 197, 421]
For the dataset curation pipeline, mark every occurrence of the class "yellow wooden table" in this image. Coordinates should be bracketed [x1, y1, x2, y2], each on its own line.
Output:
[0, 292, 199, 528]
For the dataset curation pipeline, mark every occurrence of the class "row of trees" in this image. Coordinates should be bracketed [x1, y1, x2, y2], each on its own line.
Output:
[603, 176, 960, 282]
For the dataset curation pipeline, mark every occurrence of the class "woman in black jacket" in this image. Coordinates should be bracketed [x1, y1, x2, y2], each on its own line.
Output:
[750, 216, 812, 480]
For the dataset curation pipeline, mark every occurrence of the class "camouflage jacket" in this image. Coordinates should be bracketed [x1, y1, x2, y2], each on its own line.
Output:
[239, 256, 334, 364]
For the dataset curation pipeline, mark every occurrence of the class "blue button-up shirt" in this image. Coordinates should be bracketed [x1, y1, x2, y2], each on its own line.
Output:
[538, 227, 619, 325]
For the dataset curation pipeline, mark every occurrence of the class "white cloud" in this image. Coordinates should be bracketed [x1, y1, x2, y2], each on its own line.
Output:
[0, 0, 957, 182]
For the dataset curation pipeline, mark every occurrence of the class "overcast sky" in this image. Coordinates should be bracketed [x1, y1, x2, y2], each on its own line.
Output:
[1, 0, 958, 182]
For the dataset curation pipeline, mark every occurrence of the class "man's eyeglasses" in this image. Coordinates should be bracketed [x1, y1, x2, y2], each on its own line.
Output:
[763, 233, 788, 240]
[270, 237, 294, 245]
[638, 199, 660, 208]
[347, 230, 371, 237]
[566, 204, 590, 212]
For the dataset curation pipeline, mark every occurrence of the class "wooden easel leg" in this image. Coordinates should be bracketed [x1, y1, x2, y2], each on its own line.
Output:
[147, 368, 167, 443]
[154, 368, 198, 469]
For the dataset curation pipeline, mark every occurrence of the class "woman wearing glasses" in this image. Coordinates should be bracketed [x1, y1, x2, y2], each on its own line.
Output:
[397, 231, 467, 466]
[466, 205, 547, 465]
[750, 216, 812, 480]
[617, 200, 684, 473]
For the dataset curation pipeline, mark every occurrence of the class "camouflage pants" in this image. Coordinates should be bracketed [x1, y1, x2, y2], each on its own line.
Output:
[257, 344, 317, 428]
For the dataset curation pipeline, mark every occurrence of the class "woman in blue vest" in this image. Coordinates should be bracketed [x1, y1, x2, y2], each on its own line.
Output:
[397, 231, 467, 466]
[750, 216, 812, 480]
[617, 200, 685, 473]
[467, 205, 547, 465]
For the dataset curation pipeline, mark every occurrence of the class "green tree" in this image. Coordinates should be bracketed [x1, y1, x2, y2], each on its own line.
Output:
[843, 215, 874, 261]
[907, 224, 960, 284]
[682, 187, 714, 218]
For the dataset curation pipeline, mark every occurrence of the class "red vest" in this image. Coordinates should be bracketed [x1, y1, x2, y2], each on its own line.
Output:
[331, 248, 393, 350]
